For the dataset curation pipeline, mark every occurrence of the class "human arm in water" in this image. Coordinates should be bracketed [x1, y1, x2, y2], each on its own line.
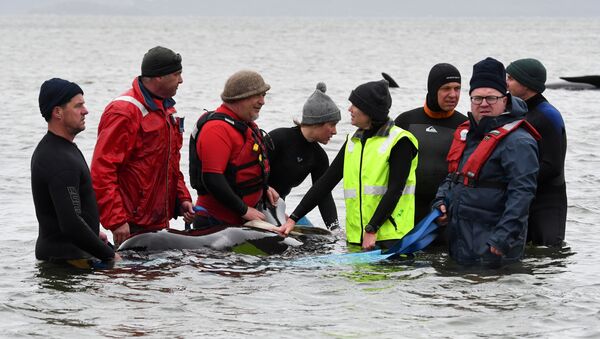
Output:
[202, 172, 267, 221]
[279, 143, 345, 235]
[311, 146, 340, 229]
[48, 169, 117, 260]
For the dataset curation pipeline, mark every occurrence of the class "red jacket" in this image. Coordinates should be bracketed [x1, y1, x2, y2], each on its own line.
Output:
[91, 77, 192, 231]
[194, 105, 269, 225]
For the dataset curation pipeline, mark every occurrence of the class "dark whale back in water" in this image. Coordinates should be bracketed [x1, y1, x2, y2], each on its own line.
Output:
[118, 226, 303, 255]
[546, 75, 600, 90]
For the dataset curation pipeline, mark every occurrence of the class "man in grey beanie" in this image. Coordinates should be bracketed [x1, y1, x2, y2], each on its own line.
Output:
[91, 46, 193, 247]
[189, 70, 279, 229]
[268, 82, 341, 230]
[507, 58, 568, 247]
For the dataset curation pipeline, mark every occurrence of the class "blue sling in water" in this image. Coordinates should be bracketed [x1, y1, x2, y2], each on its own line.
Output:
[294, 209, 441, 266]
[382, 209, 441, 255]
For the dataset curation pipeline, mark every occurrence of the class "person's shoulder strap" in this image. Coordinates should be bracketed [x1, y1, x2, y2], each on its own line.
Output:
[197, 111, 248, 135]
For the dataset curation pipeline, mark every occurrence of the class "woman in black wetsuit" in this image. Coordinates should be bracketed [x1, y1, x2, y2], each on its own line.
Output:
[268, 82, 341, 230]
[31, 78, 118, 267]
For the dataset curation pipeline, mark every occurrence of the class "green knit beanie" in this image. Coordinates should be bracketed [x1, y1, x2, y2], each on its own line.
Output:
[506, 58, 547, 93]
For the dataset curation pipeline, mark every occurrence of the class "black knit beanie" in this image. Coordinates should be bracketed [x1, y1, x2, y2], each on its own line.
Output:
[506, 58, 547, 93]
[38, 78, 83, 122]
[426, 63, 461, 112]
[141, 46, 182, 77]
[469, 57, 507, 95]
[348, 79, 392, 122]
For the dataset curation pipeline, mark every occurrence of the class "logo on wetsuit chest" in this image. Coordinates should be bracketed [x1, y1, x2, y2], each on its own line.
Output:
[425, 126, 438, 133]
[297, 157, 303, 163]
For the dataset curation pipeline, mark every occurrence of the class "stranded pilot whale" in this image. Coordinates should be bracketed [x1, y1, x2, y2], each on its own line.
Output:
[118, 225, 303, 255]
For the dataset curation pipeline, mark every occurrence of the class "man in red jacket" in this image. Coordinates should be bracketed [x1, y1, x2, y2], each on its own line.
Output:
[189, 70, 279, 228]
[91, 46, 194, 246]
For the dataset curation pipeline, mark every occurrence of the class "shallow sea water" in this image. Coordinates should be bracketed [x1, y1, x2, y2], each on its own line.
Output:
[1, 15, 599, 338]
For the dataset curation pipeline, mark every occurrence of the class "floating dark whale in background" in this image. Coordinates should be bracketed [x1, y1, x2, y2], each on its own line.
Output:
[546, 75, 600, 90]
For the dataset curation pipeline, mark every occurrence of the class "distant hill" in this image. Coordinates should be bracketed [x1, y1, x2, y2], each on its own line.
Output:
[1, 0, 599, 17]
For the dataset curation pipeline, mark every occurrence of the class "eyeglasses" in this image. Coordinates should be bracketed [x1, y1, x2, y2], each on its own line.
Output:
[470, 95, 505, 105]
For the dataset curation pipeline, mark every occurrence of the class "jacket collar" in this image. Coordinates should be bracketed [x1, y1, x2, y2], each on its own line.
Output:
[215, 104, 258, 130]
[135, 77, 177, 112]
[352, 118, 394, 140]
[424, 101, 455, 119]
[525, 93, 547, 111]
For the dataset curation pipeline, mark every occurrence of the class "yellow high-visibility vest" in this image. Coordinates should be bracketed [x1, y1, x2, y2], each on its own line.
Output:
[343, 125, 418, 244]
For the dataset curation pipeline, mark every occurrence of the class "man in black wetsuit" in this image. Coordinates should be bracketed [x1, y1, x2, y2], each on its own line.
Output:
[31, 78, 119, 266]
[268, 82, 340, 230]
[507, 58, 568, 247]
[394, 63, 467, 245]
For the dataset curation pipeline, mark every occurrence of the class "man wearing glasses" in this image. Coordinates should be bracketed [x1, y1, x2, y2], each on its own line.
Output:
[91, 46, 194, 247]
[433, 57, 540, 267]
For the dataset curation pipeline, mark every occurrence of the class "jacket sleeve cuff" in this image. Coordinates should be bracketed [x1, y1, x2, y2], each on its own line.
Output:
[431, 199, 444, 210]
[487, 237, 509, 255]
[238, 204, 248, 216]
[105, 220, 127, 231]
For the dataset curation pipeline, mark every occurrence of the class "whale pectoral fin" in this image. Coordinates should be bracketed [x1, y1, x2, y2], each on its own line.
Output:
[243, 220, 280, 233]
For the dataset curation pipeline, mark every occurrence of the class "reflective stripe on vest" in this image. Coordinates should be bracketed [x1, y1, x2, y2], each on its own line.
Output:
[113, 96, 149, 117]
[343, 126, 418, 243]
[362, 184, 416, 196]
[344, 188, 357, 199]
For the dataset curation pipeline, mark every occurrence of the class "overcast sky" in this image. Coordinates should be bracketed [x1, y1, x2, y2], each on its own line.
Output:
[2, 0, 599, 17]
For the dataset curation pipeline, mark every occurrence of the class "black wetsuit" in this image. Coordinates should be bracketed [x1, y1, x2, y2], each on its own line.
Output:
[268, 126, 338, 228]
[394, 108, 467, 224]
[524, 94, 568, 246]
[31, 132, 115, 262]
[289, 125, 417, 246]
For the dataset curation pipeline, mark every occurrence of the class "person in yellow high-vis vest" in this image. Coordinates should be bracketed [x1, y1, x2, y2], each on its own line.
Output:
[279, 79, 418, 250]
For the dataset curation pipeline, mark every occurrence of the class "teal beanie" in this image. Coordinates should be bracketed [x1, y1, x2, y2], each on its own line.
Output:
[506, 58, 547, 93]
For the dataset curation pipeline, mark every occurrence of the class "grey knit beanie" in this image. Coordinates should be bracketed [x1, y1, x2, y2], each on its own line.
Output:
[221, 70, 271, 102]
[506, 58, 547, 93]
[301, 82, 341, 125]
